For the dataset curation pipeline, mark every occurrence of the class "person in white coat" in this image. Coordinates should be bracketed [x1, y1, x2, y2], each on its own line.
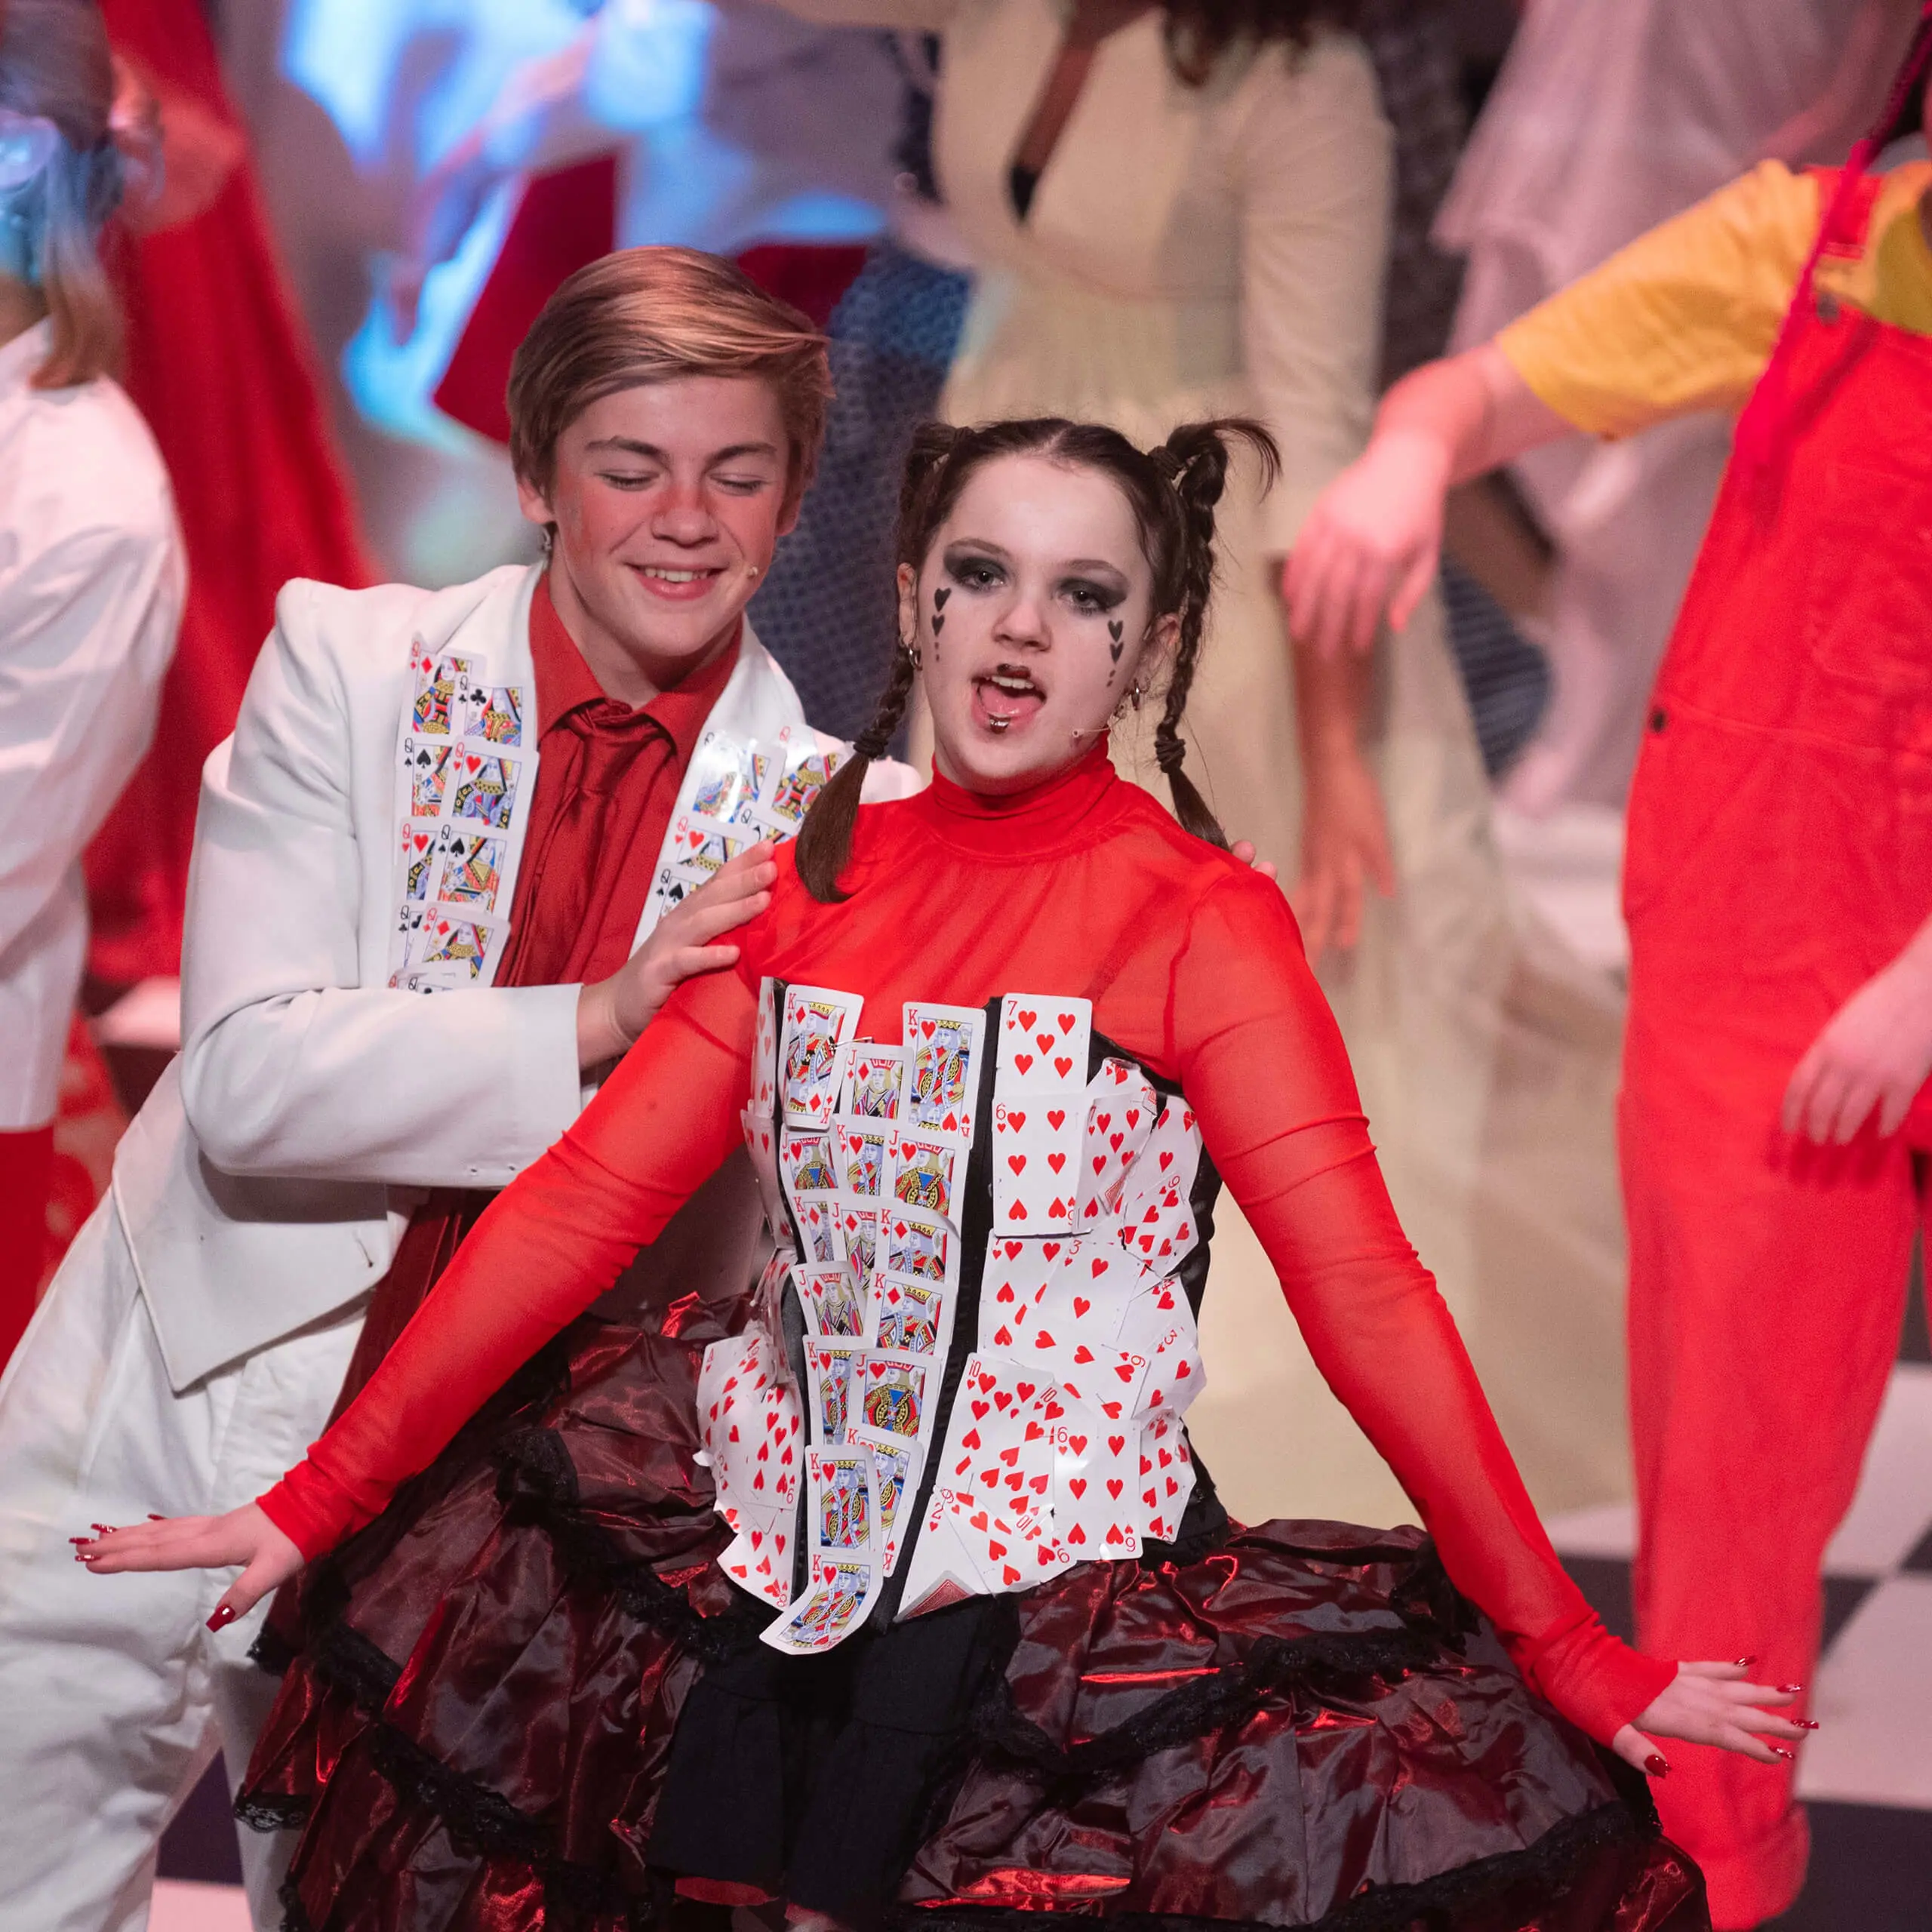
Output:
[0, 245, 916, 1932]
[0, 0, 183, 1356]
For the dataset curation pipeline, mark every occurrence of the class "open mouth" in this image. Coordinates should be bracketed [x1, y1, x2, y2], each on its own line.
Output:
[629, 562, 727, 602]
[973, 666, 1046, 734]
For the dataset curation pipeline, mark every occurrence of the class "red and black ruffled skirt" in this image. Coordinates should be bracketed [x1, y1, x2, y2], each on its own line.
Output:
[245, 1298, 1706, 1932]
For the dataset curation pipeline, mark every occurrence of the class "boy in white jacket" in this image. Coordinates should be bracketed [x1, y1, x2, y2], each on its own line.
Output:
[0, 245, 914, 1932]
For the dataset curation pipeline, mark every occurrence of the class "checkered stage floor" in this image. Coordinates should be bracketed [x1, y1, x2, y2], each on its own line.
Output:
[157, 1282, 1932, 1930]
[1547, 1276, 1932, 1930]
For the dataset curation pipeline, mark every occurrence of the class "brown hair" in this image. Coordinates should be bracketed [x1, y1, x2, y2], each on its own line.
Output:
[795, 414, 1280, 903]
[1160, 0, 1363, 87]
[0, 0, 128, 389]
[506, 246, 833, 507]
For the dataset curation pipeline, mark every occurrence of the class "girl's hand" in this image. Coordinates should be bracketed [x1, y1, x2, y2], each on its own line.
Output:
[1782, 946, 1932, 1143]
[1610, 1661, 1807, 1777]
[577, 841, 778, 1069]
[1283, 429, 1451, 660]
[1291, 749, 1395, 958]
[74, 1504, 304, 1630]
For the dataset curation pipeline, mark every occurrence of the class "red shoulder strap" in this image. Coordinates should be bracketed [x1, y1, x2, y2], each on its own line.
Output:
[1808, 166, 1886, 260]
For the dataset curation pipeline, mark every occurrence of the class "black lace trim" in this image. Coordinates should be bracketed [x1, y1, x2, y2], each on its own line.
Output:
[234, 1417, 764, 1924]
[494, 1423, 770, 1665]
[888, 1794, 1657, 1932]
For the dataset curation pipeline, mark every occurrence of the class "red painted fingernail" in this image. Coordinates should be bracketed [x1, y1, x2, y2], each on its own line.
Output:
[206, 1605, 235, 1632]
[1771, 1747, 1795, 1762]
[91, 1523, 112, 1534]
[1796, 1718, 1820, 1730]
[69, 1536, 91, 1546]
[1734, 1655, 1757, 1669]
[147, 1513, 165, 1521]
[1645, 1754, 1669, 1777]
[1779, 1684, 1804, 1696]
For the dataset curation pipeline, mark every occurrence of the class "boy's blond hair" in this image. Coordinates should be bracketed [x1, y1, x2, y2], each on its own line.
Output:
[507, 247, 833, 506]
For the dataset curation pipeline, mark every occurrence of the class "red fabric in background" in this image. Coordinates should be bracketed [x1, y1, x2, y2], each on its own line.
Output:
[84, 0, 372, 986]
[432, 151, 867, 446]
[734, 241, 869, 328]
[433, 155, 621, 445]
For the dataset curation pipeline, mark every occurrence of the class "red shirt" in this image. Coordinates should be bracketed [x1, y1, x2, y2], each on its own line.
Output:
[500, 574, 741, 988]
[319, 579, 742, 1408]
[268, 750, 1671, 1749]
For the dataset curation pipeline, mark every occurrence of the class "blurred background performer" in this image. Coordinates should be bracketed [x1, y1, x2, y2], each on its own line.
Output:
[0, 0, 183, 1363]
[1436, 0, 1916, 815]
[774, 0, 1635, 1527]
[1288, 16, 1932, 1921]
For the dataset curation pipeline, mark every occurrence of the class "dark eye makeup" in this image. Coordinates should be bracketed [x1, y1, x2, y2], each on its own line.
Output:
[940, 546, 1130, 614]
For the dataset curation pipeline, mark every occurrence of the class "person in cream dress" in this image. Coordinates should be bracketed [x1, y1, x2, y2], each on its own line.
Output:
[774, 0, 1632, 1527]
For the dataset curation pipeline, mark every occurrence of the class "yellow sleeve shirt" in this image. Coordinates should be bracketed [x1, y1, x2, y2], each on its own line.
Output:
[1496, 159, 1932, 439]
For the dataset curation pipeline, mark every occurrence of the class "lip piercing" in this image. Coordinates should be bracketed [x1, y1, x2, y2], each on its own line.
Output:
[988, 717, 1011, 733]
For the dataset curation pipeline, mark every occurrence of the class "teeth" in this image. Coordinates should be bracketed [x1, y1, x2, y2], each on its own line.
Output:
[641, 568, 709, 583]
[987, 675, 1038, 693]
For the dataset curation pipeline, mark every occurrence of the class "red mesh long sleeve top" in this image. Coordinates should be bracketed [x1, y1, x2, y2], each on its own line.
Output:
[262, 751, 1671, 1744]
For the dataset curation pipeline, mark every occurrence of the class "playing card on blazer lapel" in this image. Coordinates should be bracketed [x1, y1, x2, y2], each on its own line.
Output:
[411, 651, 473, 737]
[398, 820, 440, 902]
[457, 678, 525, 747]
[401, 734, 457, 816]
[448, 746, 525, 831]
[432, 823, 508, 911]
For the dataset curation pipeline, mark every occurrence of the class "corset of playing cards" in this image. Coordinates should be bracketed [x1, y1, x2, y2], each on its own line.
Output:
[700, 983, 1219, 1656]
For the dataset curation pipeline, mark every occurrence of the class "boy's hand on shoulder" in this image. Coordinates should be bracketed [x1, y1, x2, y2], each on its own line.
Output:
[576, 842, 778, 1070]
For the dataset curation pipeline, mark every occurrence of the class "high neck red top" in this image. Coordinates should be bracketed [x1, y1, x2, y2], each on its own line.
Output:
[263, 751, 1670, 1746]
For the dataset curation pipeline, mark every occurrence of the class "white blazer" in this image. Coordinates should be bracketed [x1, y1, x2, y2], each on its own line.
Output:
[112, 562, 914, 1390]
[0, 321, 183, 1128]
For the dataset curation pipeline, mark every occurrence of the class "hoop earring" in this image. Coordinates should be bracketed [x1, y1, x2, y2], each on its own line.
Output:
[540, 526, 555, 557]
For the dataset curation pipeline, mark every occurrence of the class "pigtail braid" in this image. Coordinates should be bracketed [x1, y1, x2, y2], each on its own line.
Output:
[796, 420, 971, 903]
[795, 645, 918, 903]
[1147, 417, 1278, 850]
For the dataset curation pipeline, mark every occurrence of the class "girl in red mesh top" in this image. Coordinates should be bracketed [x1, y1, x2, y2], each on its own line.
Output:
[80, 416, 1795, 1932]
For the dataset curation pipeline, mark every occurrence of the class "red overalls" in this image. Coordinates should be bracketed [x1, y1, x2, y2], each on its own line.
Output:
[1619, 164, 1932, 1926]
